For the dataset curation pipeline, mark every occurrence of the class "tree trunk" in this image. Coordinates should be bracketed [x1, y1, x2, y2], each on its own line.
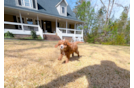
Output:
[105, 0, 111, 25]
[123, 5, 130, 30]
[106, 0, 115, 26]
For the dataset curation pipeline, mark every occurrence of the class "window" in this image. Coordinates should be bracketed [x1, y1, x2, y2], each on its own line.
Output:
[62, 7, 65, 14]
[17, 0, 37, 9]
[26, 18, 33, 24]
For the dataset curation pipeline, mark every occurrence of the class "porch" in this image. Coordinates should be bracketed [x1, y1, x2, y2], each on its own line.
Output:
[4, 7, 84, 41]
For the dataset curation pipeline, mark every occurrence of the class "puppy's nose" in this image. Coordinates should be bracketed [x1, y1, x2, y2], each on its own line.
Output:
[61, 46, 63, 49]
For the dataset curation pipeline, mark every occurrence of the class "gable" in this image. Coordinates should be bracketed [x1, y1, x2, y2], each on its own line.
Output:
[56, 0, 68, 16]
[55, 0, 68, 7]
[60, 0, 66, 6]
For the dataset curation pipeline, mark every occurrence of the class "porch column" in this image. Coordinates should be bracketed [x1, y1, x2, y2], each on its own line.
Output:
[66, 21, 67, 34]
[56, 19, 57, 33]
[56, 19, 57, 28]
[82, 23, 84, 37]
[75, 23, 76, 29]
[19, 12, 24, 31]
[37, 15, 39, 25]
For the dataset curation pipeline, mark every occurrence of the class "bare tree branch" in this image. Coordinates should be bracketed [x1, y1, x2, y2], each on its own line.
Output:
[109, 0, 115, 18]
[106, 0, 115, 26]
[100, 0, 106, 9]
[106, 0, 111, 22]
[93, 0, 98, 8]
[123, 4, 130, 30]
[115, 3, 124, 8]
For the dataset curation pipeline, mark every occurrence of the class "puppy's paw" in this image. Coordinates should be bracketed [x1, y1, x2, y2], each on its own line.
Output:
[65, 61, 69, 63]
[58, 58, 62, 61]
[62, 61, 66, 64]
[62, 61, 68, 64]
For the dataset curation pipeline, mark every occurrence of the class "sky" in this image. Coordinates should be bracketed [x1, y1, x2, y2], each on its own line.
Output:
[66, 0, 130, 19]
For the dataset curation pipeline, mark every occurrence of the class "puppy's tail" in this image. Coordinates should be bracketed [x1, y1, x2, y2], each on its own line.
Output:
[75, 41, 84, 44]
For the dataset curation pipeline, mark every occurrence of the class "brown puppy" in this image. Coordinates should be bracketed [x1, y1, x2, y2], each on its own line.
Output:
[55, 40, 83, 63]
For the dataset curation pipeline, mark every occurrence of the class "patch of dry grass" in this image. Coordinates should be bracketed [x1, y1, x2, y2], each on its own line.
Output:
[4, 40, 130, 88]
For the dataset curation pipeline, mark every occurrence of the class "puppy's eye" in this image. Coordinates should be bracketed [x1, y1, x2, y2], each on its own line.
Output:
[64, 43, 67, 45]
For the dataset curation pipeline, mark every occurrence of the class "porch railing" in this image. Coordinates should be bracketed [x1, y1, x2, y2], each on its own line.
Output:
[56, 27, 84, 41]
[4, 21, 44, 39]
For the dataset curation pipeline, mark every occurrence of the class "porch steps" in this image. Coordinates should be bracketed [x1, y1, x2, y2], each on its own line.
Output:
[43, 34, 61, 40]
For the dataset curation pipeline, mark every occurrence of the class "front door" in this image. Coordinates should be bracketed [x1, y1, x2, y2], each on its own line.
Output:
[45, 21, 52, 33]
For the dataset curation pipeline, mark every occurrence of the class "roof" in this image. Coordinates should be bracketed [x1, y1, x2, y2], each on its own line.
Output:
[4, 0, 83, 23]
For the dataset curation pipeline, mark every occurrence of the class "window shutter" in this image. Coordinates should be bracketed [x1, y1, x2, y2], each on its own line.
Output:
[18, 0, 21, 5]
[32, 0, 36, 8]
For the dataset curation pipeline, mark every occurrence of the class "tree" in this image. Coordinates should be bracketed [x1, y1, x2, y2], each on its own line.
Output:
[99, 0, 115, 36]
[73, 0, 95, 37]
[115, 3, 130, 30]
[100, 0, 115, 26]
[73, 0, 130, 45]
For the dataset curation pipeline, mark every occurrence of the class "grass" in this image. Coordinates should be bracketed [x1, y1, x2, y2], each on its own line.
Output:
[4, 36, 43, 40]
[4, 36, 14, 38]
[4, 40, 130, 88]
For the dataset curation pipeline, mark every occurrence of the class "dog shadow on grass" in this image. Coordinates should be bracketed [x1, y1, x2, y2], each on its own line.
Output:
[62, 56, 82, 63]
[36, 60, 130, 88]
[69, 56, 82, 61]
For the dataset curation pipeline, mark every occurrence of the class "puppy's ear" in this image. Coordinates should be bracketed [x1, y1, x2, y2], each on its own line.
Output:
[55, 44, 59, 48]
[55, 41, 61, 48]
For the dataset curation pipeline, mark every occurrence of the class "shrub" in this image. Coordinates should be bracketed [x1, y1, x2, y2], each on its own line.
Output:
[4, 31, 14, 38]
[86, 33, 95, 43]
[101, 34, 126, 45]
[31, 30, 37, 39]
[37, 35, 43, 40]
[115, 34, 126, 45]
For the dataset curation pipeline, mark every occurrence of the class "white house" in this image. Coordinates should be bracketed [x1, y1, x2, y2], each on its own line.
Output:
[4, 0, 84, 41]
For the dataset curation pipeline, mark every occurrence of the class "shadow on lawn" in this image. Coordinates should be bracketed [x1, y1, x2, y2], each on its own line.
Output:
[69, 56, 82, 61]
[36, 60, 130, 88]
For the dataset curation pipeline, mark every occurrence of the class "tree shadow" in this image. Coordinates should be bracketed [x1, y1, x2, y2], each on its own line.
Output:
[36, 60, 130, 88]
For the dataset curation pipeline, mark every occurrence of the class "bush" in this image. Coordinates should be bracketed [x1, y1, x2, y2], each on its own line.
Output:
[31, 30, 37, 39]
[101, 34, 126, 45]
[37, 35, 43, 40]
[115, 34, 126, 45]
[85, 34, 95, 43]
[4, 31, 14, 38]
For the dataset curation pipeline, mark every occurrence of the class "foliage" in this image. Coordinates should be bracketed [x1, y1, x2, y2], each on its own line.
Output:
[31, 30, 37, 39]
[74, 0, 95, 37]
[74, 0, 130, 45]
[37, 36, 43, 40]
[4, 31, 14, 38]
[22, 35, 42, 40]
